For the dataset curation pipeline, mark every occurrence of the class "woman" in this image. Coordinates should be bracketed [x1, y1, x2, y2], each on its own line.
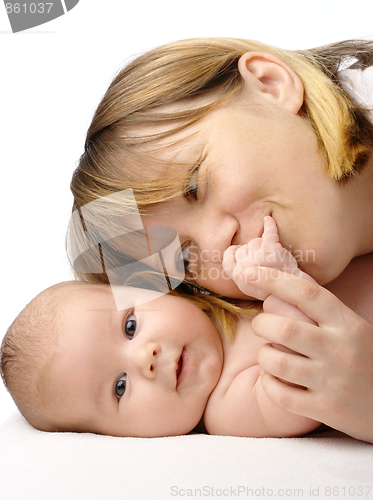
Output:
[69, 37, 373, 443]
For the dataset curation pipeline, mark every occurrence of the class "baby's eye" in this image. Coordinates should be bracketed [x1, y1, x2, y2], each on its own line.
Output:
[184, 167, 199, 201]
[115, 375, 127, 399]
[124, 313, 136, 339]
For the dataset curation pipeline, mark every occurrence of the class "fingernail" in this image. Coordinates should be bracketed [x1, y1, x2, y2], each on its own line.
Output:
[245, 267, 262, 281]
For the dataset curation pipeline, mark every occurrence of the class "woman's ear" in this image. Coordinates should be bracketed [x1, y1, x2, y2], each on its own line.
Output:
[237, 52, 304, 114]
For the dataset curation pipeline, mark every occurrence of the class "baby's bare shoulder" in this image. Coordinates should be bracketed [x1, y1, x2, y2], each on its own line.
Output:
[204, 365, 319, 438]
[203, 314, 266, 434]
[203, 365, 264, 437]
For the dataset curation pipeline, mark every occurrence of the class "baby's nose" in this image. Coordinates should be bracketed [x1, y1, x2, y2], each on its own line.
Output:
[134, 343, 160, 379]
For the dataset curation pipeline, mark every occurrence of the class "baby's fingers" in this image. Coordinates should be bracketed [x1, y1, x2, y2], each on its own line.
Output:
[261, 215, 280, 247]
[222, 245, 240, 277]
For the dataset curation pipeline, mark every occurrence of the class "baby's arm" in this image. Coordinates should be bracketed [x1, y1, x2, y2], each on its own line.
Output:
[223, 216, 315, 324]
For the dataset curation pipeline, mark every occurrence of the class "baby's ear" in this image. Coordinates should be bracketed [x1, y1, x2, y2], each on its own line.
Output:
[237, 52, 304, 115]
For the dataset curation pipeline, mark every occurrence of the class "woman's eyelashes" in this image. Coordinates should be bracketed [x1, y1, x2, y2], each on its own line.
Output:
[184, 167, 199, 201]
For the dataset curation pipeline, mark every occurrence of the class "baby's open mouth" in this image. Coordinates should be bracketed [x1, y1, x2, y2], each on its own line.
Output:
[176, 347, 188, 387]
[176, 354, 183, 381]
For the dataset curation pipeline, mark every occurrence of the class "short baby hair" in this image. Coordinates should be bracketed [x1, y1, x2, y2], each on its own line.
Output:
[0, 281, 95, 431]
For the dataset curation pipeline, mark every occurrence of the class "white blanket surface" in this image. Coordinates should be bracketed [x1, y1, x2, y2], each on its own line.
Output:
[1, 412, 372, 499]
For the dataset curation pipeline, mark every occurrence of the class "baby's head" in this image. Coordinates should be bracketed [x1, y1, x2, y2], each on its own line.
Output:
[1, 281, 223, 437]
[0, 282, 76, 432]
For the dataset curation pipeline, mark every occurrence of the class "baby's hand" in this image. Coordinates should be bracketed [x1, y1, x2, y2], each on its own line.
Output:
[223, 216, 299, 300]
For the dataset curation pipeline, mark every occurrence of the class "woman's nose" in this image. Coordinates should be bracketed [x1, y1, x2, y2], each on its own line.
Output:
[192, 211, 240, 261]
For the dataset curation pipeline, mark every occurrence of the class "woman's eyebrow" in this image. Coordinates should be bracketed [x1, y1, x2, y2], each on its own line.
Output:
[184, 151, 207, 182]
[194, 150, 207, 169]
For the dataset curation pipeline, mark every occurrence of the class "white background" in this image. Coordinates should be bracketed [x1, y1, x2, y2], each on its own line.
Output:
[0, 0, 372, 425]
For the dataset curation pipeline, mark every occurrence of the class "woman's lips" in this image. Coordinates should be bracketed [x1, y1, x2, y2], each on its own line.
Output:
[176, 347, 189, 387]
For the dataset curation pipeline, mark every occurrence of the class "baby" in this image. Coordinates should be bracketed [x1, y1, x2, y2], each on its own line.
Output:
[0, 217, 320, 438]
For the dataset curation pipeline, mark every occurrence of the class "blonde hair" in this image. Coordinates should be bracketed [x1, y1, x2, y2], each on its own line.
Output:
[68, 37, 373, 322]
[72, 38, 373, 207]
[0, 281, 102, 431]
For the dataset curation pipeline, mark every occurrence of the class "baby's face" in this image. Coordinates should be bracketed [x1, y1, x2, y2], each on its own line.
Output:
[51, 286, 223, 437]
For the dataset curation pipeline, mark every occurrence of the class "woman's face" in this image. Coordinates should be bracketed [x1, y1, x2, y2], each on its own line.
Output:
[141, 92, 355, 297]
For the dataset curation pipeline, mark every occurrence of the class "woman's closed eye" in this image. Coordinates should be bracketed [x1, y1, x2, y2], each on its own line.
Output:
[184, 167, 199, 201]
